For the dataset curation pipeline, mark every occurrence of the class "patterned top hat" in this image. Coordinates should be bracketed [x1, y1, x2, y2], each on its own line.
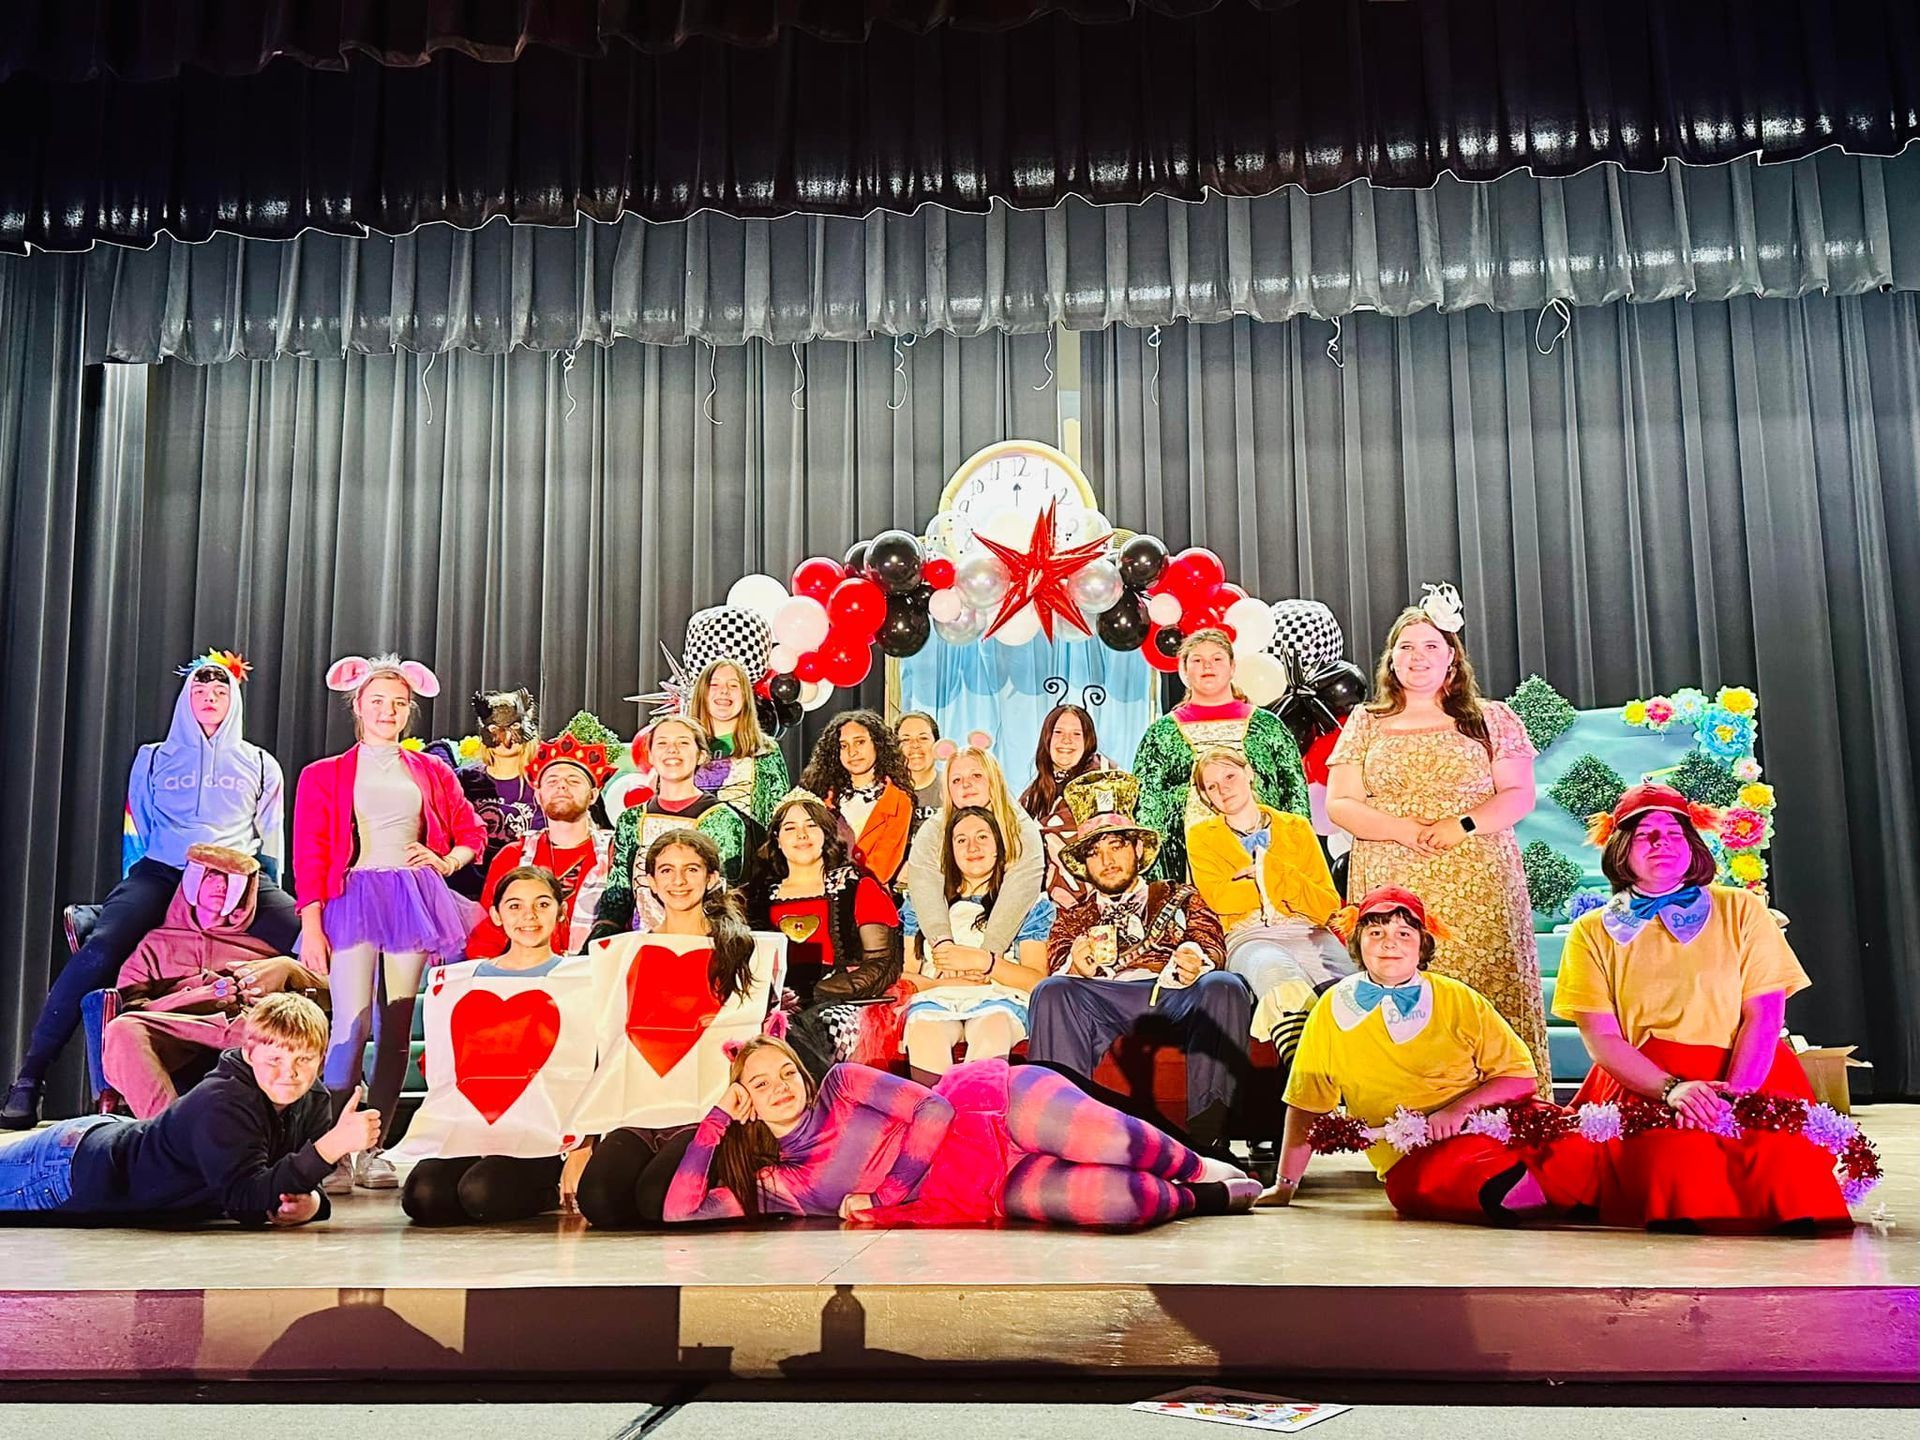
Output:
[1059, 770, 1162, 879]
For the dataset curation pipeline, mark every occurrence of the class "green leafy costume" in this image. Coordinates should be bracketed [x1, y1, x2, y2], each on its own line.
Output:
[1131, 706, 1309, 882]
[588, 797, 752, 943]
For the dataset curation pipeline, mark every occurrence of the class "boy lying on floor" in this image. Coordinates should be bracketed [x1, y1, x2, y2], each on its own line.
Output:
[0, 992, 378, 1225]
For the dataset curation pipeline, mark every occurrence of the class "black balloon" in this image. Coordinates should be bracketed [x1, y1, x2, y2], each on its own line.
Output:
[866, 529, 925, 594]
[1096, 590, 1150, 650]
[844, 539, 870, 574]
[755, 696, 783, 736]
[1152, 625, 1185, 658]
[776, 697, 805, 729]
[1310, 660, 1369, 716]
[769, 673, 802, 705]
[1117, 534, 1169, 589]
[875, 595, 933, 657]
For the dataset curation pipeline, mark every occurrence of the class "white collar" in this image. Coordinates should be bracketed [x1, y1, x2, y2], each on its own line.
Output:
[1329, 971, 1434, 1044]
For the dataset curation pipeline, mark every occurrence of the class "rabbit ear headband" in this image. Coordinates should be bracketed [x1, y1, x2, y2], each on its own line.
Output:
[325, 653, 441, 698]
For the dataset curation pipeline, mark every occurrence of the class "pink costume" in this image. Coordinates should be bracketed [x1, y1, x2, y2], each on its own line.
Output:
[101, 866, 283, 1118]
[291, 746, 486, 910]
[666, 1059, 1219, 1229]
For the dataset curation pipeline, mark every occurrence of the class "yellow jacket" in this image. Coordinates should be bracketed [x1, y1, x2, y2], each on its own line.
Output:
[1186, 806, 1341, 935]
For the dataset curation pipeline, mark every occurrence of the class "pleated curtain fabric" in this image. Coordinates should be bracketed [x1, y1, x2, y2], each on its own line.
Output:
[1085, 291, 1920, 1093]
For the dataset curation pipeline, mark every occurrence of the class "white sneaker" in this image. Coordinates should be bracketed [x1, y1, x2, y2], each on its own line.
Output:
[321, 1159, 354, 1196]
[353, 1148, 398, 1190]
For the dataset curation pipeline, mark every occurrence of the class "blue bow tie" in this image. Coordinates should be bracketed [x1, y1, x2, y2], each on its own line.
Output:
[1354, 979, 1423, 1019]
[1628, 886, 1703, 923]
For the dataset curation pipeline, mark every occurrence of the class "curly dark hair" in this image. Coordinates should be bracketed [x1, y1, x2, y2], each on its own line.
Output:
[799, 708, 916, 801]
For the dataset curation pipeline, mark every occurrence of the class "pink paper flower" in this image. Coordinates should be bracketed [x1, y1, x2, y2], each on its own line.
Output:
[1719, 807, 1769, 850]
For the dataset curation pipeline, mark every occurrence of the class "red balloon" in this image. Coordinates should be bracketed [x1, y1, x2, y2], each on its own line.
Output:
[795, 651, 824, 684]
[1208, 582, 1248, 611]
[1142, 625, 1182, 673]
[792, 556, 844, 601]
[821, 640, 873, 688]
[753, 674, 773, 699]
[828, 576, 887, 636]
[922, 556, 956, 590]
[1176, 547, 1227, 591]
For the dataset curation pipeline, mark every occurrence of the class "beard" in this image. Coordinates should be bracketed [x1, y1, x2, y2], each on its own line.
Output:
[542, 796, 591, 824]
[1088, 866, 1140, 897]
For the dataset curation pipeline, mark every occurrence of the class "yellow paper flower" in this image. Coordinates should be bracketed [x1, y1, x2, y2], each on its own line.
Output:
[1738, 782, 1775, 810]
[1727, 852, 1767, 884]
[457, 735, 484, 760]
[400, 737, 425, 752]
[1716, 686, 1758, 715]
[1622, 700, 1649, 726]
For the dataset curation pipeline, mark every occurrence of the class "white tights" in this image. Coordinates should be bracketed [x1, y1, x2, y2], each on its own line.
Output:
[904, 1010, 1023, 1079]
[321, 942, 428, 1148]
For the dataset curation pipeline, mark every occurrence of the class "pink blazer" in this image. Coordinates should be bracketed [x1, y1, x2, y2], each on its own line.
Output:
[291, 747, 487, 909]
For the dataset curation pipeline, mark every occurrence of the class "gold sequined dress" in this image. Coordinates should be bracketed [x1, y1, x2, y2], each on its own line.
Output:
[1328, 700, 1550, 1096]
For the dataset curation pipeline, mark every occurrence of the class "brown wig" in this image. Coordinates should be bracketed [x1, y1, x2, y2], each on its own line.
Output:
[1345, 906, 1438, 973]
[940, 805, 1008, 906]
[1017, 703, 1101, 820]
[692, 658, 773, 758]
[707, 1035, 817, 1220]
[1364, 607, 1492, 755]
[799, 709, 917, 800]
[756, 794, 855, 881]
[643, 828, 758, 1003]
[1599, 810, 1719, 893]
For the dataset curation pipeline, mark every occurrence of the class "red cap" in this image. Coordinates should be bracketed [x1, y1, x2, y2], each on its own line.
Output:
[1329, 885, 1451, 944]
[1586, 783, 1719, 846]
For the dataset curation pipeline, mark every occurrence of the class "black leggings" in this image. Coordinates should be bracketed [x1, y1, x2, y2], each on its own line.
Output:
[402, 1155, 562, 1226]
[575, 1127, 695, 1229]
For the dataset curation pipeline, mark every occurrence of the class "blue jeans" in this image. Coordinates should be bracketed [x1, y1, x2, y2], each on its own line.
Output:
[0, 1116, 120, 1212]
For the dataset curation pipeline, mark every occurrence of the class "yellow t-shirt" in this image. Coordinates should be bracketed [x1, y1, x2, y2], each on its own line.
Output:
[1285, 972, 1537, 1175]
[1551, 886, 1809, 1049]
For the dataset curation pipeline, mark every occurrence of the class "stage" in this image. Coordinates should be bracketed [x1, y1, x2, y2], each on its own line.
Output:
[0, 1108, 1911, 1387]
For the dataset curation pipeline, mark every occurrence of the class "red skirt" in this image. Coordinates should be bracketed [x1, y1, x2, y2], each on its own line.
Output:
[1382, 1108, 1597, 1224]
[1569, 1039, 1850, 1231]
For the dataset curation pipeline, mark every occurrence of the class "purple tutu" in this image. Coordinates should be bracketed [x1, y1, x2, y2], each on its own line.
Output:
[322, 867, 480, 960]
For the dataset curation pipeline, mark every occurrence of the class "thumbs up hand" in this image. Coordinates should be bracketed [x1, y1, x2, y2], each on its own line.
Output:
[318, 1086, 382, 1163]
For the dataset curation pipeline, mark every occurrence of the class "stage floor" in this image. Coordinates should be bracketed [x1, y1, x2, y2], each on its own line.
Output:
[1, 1107, 1913, 1385]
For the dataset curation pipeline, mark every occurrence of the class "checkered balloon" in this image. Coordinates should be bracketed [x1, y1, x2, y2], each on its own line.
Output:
[682, 606, 772, 682]
[1266, 598, 1344, 675]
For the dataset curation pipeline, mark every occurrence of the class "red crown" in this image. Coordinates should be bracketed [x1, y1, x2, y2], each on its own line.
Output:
[528, 733, 617, 787]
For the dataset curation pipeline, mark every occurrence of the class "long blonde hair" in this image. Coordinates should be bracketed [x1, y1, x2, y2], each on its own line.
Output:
[942, 745, 1025, 863]
[692, 658, 771, 758]
[1365, 607, 1491, 754]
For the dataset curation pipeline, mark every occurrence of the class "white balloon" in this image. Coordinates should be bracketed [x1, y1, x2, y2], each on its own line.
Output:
[771, 595, 831, 651]
[1237, 652, 1289, 707]
[933, 605, 988, 646]
[1224, 596, 1276, 655]
[990, 604, 1043, 646]
[727, 573, 790, 619]
[1068, 557, 1124, 614]
[768, 643, 800, 673]
[954, 551, 1012, 610]
[928, 588, 966, 624]
[1147, 591, 1184, 627]
[799, 680, 837, 713]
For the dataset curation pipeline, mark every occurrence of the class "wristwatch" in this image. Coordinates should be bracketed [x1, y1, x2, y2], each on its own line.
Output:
[1458, 815, 1477, 834]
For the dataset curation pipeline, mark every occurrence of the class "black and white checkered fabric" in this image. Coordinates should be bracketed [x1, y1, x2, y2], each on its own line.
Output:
[1266, 598, 1345, 675]
[682, 605, 772, 681]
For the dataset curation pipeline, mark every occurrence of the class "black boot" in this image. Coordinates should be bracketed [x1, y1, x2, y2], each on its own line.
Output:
[1, 1077, 43, 1130]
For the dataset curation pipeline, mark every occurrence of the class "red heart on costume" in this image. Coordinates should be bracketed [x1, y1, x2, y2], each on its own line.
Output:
[450, 988, 561, 1124]
[430, 970, 446, 996]
[625, 943, 724, 1078]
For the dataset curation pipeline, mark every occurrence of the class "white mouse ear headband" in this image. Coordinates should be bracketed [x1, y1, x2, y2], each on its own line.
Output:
[325, 653, 442, 698]
[932, 730, 994, 763]
[1418, 583, 1466, 635]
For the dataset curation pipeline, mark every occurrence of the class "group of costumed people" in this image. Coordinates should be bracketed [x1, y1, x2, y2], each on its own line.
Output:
[0, 587, 1874, 1236]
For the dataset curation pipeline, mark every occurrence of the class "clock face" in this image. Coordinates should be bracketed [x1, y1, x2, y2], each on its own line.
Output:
[939, 440, 1097, 523]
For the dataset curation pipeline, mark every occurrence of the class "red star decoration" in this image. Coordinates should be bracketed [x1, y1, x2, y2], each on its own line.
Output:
[974, 500, 1110, 641]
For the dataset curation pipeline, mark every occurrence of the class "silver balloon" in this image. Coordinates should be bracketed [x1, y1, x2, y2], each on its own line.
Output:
[954, 550, 1012, 610]
[1067, 557, 1124, 614]
[933, 603, 990, 646]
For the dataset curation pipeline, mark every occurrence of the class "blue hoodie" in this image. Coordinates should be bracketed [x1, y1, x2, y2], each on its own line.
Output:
[124, 670, 286, 881]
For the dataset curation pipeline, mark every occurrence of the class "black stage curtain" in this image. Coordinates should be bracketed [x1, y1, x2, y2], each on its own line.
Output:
[72, 148, 1920, 361]
[0, 283, 1055, 1115]
[8, 0, 1918, 251]
[1087, 291, 1920, 1097]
